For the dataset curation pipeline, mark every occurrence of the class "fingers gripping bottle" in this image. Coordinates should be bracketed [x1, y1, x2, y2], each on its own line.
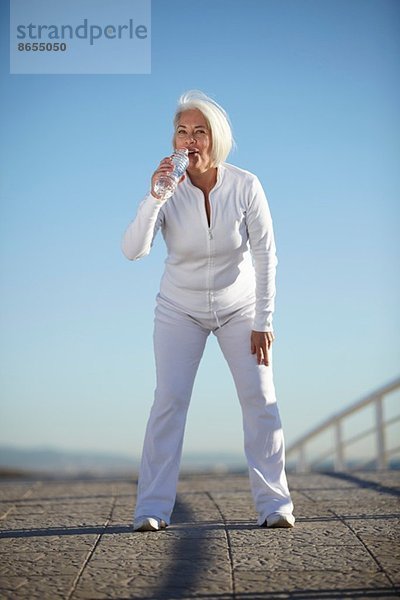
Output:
[153, 148, 189, 200]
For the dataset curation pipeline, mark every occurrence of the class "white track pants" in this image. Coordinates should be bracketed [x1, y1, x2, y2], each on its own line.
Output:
[134, 297, 294, 525]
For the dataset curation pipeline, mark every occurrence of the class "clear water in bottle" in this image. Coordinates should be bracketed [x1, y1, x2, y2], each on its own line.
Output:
[153, 148, 189, 200]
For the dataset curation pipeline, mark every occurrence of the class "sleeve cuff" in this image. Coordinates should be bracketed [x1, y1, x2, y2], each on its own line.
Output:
[253, 313, 274, 332]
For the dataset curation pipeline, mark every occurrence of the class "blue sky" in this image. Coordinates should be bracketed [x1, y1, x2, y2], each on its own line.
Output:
[0, 0, 399, 465]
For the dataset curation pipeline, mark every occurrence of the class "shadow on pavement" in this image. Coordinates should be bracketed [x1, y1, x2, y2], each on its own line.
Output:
[324, 471, 400, 497]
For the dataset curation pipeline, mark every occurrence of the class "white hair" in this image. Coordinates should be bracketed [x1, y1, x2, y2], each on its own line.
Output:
[173, 90, 235, 166]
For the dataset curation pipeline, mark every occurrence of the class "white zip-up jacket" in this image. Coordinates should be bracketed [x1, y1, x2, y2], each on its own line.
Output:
[122, 162, 277, 332]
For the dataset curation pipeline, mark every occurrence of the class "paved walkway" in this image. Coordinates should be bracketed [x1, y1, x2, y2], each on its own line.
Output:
[0, 470, 399, 599]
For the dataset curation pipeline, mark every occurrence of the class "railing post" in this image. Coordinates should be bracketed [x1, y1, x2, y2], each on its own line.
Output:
[334, 420, 345, 471]
[375, 395, 386, 469]
[298, 445, 308, 473]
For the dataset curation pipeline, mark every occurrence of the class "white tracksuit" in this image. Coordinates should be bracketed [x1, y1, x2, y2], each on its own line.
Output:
[122, 162, 293, 524]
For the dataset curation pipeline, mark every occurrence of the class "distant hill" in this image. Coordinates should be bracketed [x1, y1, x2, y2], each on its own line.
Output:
[0, 445, 246, 477]
[0, 445, 139, 477]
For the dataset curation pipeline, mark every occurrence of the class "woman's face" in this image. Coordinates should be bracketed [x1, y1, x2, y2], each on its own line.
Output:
[173, 109, 213, 174]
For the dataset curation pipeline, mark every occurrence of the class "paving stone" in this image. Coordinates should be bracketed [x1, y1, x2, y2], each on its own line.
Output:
[0, 575, 75, 599]
[74, 561, 232, 599]
[0, 535, 97, 554]
[344, 470, 400, 487]
[94, 533, 229, 559]
[0, 576, 29, 592]
[362, 539, 400, 578]
[233, 569, 392, 595]
[229, 521, 360, 548]
[233, 544, 380, 572]
[0, 471, 399, 599]
[0, 550, 90, 577]
[288, 473, 357, 490]
[347, 517, 400, 540]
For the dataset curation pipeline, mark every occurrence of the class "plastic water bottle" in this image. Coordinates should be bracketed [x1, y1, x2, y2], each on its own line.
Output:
[153, 148, 189, 200]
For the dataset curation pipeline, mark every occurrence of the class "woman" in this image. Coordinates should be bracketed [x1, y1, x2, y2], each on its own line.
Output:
[122, 90, 294, 531]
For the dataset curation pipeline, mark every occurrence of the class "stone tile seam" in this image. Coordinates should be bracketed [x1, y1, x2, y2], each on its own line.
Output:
[294, 481, 397, 582]
[296, 488, 344, 518]
[297, 488, 400, 521]
[328, 508, 397, 589]
[290, 482, 397, 588]
[0, 482, 42, 521]
[205, 491, 236, 599]
[66, 488, 118, 600]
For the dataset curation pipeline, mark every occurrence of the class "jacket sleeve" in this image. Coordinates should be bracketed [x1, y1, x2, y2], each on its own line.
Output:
[121, 193, 164, 260]
[246, 176, 278, 332]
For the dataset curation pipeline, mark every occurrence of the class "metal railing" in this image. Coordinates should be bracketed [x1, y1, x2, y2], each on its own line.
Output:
[286, 376, 400, 472]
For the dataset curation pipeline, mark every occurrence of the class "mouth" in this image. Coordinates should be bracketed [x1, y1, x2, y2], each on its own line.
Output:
[188, 149, 199, 155]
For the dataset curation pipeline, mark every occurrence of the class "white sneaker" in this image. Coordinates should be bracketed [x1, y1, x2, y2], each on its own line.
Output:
[264, 512, 295, 528]
[133, 516, 167, 532]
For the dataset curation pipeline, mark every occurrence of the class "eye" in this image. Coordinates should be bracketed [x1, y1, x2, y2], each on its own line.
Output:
[193, 129, 207, 138]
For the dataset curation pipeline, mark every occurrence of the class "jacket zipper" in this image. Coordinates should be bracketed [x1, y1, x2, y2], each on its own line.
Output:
[207, 196, 214, 312]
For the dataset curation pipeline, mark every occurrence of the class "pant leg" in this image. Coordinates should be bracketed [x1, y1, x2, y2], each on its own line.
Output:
[134, 301, 209, 524]
[215, 307, 294, 524]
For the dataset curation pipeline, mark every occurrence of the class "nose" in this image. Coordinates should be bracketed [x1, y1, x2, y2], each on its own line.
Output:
[184, 137, 196, 150]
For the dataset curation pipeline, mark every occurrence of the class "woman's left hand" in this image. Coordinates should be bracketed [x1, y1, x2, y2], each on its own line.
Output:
[251, 330, 275, 366]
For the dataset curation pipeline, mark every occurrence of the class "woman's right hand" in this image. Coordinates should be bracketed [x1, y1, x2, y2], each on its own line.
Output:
[150, 156, 186, 200]
[151, 157, 173, 199]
